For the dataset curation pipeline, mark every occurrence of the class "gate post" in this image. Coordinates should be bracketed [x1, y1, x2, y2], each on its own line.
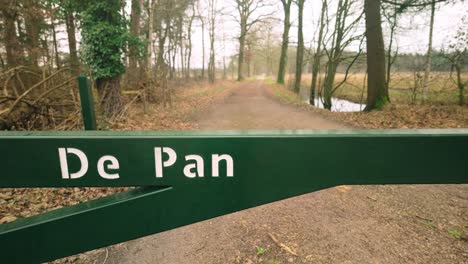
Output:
[78, 75, 97, 130]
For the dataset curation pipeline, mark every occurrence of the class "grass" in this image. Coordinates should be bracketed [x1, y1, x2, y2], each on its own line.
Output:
[256, 246, 267, 256]
[264, 76, 468, 129]
[265, 78, 304, 106]
[422, 220, 436, 230]
[448, 228, 463, 240]
[284, 72, 467, 106]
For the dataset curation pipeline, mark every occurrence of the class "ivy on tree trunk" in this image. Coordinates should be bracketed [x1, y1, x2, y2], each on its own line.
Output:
[80, 0, 127, 117]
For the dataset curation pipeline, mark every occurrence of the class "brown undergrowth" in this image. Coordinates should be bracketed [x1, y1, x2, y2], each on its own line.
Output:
[113, 80, 236, 130]
[266, 80, 468, 129]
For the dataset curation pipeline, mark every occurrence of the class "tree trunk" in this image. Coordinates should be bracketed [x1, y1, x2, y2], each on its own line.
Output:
[310, 0, 326, 105]
[147, 0, 155, 71]
[246, 49, 251, 78]
[0, 54, 5, 70]
[23, 0, 41, 68]
[422, 0, 435, 102]
[65, 11, 79, 76]
[385, 11, 397, 91]
[323, 63, 337, 110]
[129, 0, 143, 79]
[277, 0, 292, 84]
[186, 6, 195, 79]
[223, 55, 227, 79]
[237, 30, 246, 81]
[294, 0, 305, 93]
[51, 20, 61, 69]
[201, 19, 206, 79]
[455, 64, 464, 106]
[42, 35, 51, 67]
[208, 0, 216, 83]
[364, 0, 388, 111]
[322, 0, 343, 110]
[1, 2, 24, 68]
[96, 76, 123, 118]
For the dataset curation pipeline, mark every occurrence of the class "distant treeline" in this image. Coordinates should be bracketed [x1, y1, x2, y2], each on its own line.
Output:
[233, 45, 468, 77]
[337, 50, 468, 73]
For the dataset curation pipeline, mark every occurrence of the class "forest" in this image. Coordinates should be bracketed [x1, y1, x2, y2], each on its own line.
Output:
[0, 0, 466, 130]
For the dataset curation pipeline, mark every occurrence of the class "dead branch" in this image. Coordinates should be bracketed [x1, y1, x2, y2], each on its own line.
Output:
[268, 233, 298, 256]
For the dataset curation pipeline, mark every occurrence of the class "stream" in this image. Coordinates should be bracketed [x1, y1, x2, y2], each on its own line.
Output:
[306, 97, 366, 112]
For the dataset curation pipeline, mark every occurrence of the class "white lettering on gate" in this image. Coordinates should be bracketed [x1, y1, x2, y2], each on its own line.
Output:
[58, 147, 235, 180]
[154, 147, 177, 178]
[154, 147, 234, 178]
[58, 148, 89, 179]
[212, 154, 234, 177]
[184, 155, 204, 178]
[97, 155, 120, 179]
[58, 148, 120, 180]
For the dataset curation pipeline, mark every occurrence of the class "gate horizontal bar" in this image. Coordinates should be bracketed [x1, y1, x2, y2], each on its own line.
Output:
[0, 129, 467, 262]
[0, 129, 467, 187]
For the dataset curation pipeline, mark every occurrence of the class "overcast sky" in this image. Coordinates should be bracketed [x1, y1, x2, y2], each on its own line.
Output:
[57, 0, 467, 68]
[188, 0, 467, 67]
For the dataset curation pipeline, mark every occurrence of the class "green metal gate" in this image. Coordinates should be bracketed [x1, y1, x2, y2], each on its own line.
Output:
[0, 129, 467, 262]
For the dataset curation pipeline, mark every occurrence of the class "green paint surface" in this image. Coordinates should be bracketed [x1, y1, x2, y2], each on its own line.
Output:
[0, 130, 467, 262]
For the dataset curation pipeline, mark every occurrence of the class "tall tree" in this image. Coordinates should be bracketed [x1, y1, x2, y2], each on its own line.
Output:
[63, 1, 79, 76]
[196, 1, 206, 79]
[309, 0, 327, 105]
[23, 0, 42, 68]
[364, 0, 388, 110]
[422, 0, 435, 101]
[147, 0, 156, 71]
[322, 0, 362, 110]
[446, 15, 467, 106]
[277, 0, 292, 84]
[128, 0, 143, 77]
[382, 4, 399, 91]
[185, 3, 196, 79]
[80, 0, 127, 117]
[207, 0, 217, 83]
[293, 0, 305, 93]
[234, 0, 272, 81]
[1, 0, 25, 68]
[51, 17, 61, 69]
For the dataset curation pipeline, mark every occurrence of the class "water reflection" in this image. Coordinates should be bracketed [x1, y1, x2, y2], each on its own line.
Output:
[306, 98, 365, 112]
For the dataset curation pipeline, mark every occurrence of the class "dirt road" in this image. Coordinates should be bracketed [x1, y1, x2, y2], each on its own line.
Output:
[105, 81, 467, 264]
[195, 80, 344, 130]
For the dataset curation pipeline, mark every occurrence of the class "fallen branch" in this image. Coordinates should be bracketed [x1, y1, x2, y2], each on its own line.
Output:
[7, 68, 69, 113]
[268, 233, 298, 256]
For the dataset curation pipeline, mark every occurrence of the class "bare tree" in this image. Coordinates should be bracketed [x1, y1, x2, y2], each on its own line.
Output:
[322, 0, 363, 109]
[233, 0, 273, 81]
[147, 0, 156, 71]
[185, 3, 196, 79]
[446, 15, 467, 106]
[196, 1, 206, 79]
[382, 4, 400, 92]
[129, 0, 143, 79]
[309, 0, 327, 105]
[422, 0, 435, 101]
[277, 0, 292, 84]
[207, 0, 217, 83]
[293, 0, 305, 93]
